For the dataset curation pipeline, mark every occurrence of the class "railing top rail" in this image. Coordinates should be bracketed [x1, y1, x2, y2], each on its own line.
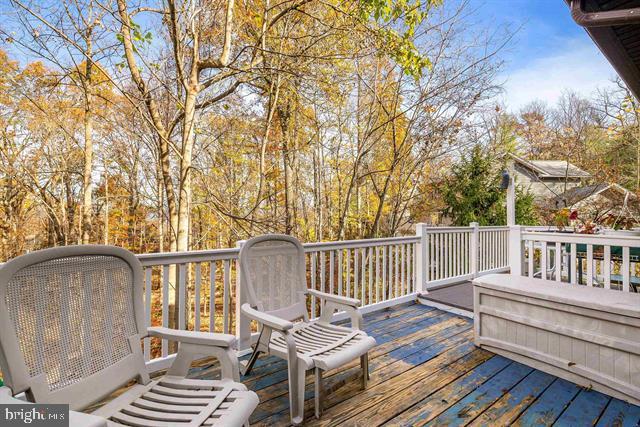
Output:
[523, 226, 569, 232]
[522, 231, 640, 247]
[136, 235, 420, 266]
[302, 236, 420, 251]
[422, 226, 473, 232]
[478, 226, 510, 231]
[137, 247, 240, 266]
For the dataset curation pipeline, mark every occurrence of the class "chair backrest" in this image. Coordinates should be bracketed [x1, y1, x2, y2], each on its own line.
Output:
[0, 245, 149, 410]
[239, 235, 308, 321]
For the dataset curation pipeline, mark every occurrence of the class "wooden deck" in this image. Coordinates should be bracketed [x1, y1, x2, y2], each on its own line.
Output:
[189, 302, 640, 426]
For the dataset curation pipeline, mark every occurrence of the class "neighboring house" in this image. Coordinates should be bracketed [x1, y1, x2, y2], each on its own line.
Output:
[553, 183, 639, 220]
[508, 155, 592, 202]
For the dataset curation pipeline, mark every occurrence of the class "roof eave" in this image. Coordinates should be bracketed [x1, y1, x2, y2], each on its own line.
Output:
[565, 0, 640, 100]
[583, 26, 640, 100]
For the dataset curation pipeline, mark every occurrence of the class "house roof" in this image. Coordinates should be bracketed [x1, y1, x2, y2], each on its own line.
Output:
[510, 155, 592, 179]
[565, 0, 640, 100]
[555, 182, 637, 205]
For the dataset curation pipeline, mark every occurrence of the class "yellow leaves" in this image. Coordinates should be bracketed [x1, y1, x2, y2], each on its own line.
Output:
[74, 60, 112, 86]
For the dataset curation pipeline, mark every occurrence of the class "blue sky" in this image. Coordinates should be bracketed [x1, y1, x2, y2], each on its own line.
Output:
[474, 0, 618, 111]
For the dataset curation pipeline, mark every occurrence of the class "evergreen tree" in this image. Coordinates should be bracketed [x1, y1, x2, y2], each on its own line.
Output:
[440, 146, 539, 226]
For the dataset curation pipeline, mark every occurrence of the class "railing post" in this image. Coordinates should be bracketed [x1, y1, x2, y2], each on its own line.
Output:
[235, 240, 251, 351]
[415, 223, 428, 292]
[470, 222, 479, 278]
[508, 225, 524, 276]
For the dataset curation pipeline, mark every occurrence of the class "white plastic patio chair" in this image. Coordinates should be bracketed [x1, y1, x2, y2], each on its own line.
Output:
[0, 245, 258, 427]
[239, 234, 376, 425]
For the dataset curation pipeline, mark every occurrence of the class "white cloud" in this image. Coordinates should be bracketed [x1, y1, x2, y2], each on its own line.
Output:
[500, 37, 618, 112]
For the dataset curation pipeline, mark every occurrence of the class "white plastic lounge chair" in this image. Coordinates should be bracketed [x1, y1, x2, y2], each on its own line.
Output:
[239, 234, 376, 425]
[0, 245, 258, 427]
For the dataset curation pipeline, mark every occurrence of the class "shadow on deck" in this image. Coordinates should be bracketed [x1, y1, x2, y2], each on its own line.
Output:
[189, 302, 640, 426]
[420, 281, 474, 312]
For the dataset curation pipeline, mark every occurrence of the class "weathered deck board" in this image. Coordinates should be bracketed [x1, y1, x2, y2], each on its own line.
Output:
[188, 302, 640, 426]
[468, 369, 556, 426]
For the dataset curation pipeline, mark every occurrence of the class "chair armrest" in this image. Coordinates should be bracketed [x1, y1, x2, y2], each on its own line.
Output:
[307, 289, 361, 307]
[149, 329, 241, 381]
[0, 387, 25, 404]
[312, 290, 364, 330]
[147, 327, 236, 348]
[241, 303, 294, 331]
[0, 387, 107, 427]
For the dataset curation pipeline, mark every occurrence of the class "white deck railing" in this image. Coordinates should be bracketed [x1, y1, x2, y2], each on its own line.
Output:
[135, 223, 640, 369]
[510, 227, 640, 293]
[416, 223, 510, 289]
[137, 235, 420, 366]
[138, 224, 514, 367]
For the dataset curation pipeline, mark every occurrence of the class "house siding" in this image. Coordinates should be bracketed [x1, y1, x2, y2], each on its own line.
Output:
[512, 162, 584, 203]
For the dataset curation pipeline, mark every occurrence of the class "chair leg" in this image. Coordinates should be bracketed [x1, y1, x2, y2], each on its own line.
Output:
[288, 362, 307, 425]
[241, 347, 261, 376]
[314, 367, 324, 419]
[360, 353, 369, 389]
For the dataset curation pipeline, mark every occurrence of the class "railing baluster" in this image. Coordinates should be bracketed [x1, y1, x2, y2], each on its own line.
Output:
[453, 233, 458, 277]
[604, 246, 611, 289]
[400, 244, 406, 295]
[432, 233, 441, 280]
[144, 267, 152, 361]
[354, 248, 359, 300]
[569, 243, 577, 285]
[465, 232, 470, 274]
[492, 231, 496, 269]
[442, 233, 446, 279]
[161, 265, 169, 357]
[555, 242, 562, 282]
[223, 260, 231, 334]
[375, 246, 380, 303]
[338, 249, 343, 297]
[311, 252, 317, 318]
[540, 242, 547, 280]
[346, 248, 351, 298]
[445, 234, 450, 278]
[382, 245, 387, 301]
[623, 246, 630, 292]
[486, 231, 495, 270]
[496, 231, 500, 268]
[320, 250, 326, 298]
[368, 247, 373, 305]
[209, 262, 216, 332]
[393, 245, 401, 297]
[528, 240, 534, 278]
[361, 248, 366, 301]
[406, 244, 411, 294]
[329, 251, 335, 295]
[587, 245, 594, 287]
[479, 232, 484, 272]
[178, 263, 186, 330]
[195, 262, 202, 331]
[494, 230, 502, 268]
[459, 233, 463, 275]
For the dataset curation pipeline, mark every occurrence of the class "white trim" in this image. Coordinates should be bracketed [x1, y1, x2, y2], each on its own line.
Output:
[425, 274, 473, 289]
[424, 267, 509, 290]
[416, 297, 474, 319]
[331, 293, 418, 323]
